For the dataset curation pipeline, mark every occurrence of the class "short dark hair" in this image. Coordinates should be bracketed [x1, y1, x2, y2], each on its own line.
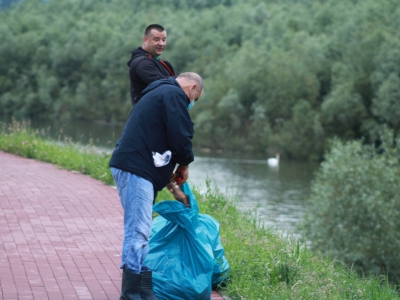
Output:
[144, 24, 165, 37]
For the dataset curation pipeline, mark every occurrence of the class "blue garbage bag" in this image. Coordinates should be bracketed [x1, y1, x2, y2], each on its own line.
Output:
[144, 183, 231, 300]
[198, 214, 231, 288]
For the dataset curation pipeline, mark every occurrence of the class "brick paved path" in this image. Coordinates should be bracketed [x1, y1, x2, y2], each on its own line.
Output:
[0, 152, 224, 300]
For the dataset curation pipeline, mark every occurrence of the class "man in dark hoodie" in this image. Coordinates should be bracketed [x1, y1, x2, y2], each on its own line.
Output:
[109, 72, 203, 300]
[127, 24, 176, 106]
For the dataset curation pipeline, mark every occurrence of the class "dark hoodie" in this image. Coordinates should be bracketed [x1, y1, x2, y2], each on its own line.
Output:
[127, 47, 176, 106]
[109, 77, 194, 191]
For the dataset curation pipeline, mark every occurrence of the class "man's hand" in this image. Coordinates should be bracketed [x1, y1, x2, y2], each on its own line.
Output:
[166, 182, 190, 208]
[174, 165, 188, 186]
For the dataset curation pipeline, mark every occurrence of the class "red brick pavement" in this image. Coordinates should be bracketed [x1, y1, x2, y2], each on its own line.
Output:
[0, 152, 225, 300]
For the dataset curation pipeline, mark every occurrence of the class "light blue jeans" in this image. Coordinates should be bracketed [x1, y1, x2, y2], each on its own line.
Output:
[111, 168, 154, 274]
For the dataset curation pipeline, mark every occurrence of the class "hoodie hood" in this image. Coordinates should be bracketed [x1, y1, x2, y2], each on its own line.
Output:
[142, 77, 182, 97]
[127, 47, 148, 67]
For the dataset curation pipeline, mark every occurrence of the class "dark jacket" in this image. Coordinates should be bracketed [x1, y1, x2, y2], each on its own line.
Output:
[127, 47, 175, 105]
[109, 77, 194, 191]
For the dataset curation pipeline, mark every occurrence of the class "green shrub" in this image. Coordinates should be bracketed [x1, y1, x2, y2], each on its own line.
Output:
[301, 128, 400, 284]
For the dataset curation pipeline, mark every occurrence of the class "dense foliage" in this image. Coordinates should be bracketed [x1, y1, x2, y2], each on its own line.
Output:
[1, 0, 400, 159]
[301, 128, 400, 284]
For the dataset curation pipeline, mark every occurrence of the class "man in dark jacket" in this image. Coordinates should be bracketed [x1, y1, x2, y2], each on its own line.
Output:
[109, 72, 203, 300]
[127, 24, 176, 106]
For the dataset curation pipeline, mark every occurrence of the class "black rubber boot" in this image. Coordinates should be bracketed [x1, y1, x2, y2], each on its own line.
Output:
[120, 270, 142, 300]
[140, 271, 158, 300]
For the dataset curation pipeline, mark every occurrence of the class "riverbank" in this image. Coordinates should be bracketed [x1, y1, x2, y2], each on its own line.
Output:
[4, 116, 322, 237]
[1, 120, 399, 299]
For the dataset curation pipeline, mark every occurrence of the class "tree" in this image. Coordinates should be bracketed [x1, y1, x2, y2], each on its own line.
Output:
[301, 128, 400, 283]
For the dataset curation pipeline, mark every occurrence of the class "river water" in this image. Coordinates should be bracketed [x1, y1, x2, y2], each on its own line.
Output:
[26, 119, 320, 237]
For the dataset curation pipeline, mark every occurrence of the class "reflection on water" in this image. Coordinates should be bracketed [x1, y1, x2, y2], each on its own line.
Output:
[5, 118, 319, 237]
[189, 156, 319, 238]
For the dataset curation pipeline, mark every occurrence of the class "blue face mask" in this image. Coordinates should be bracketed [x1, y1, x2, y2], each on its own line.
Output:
[188, 100, 195, 110]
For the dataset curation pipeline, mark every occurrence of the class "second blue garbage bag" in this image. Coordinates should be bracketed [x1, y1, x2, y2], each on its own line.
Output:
[144, 183, 231, 300]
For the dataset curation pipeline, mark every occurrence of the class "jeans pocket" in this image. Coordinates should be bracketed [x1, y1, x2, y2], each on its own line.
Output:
[111, 168, 129, 189]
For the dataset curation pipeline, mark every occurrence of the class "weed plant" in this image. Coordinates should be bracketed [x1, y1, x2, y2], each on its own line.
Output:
[0, 120, 399, 299]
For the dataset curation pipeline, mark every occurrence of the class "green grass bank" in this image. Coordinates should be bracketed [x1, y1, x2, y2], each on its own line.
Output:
[0, 120, 399, 300]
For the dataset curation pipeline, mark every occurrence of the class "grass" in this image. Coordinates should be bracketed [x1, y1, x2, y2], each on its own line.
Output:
[0, 119, 114, 184]
[1, 119, 399, 300]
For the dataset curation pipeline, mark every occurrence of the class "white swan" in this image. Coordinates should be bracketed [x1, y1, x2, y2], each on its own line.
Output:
[267, 153, 280, 167]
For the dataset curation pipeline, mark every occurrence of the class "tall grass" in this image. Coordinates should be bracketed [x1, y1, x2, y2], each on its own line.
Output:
[1, 120, 399, 299]
[0, 119, 114, 184]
